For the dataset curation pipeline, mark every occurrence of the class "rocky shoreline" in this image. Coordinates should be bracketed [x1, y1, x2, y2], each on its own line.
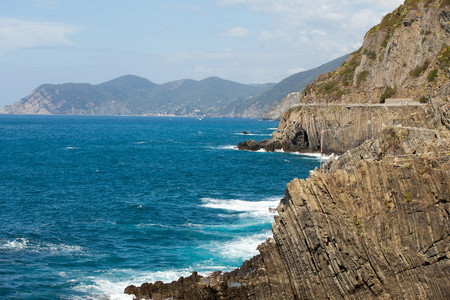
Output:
[124, 1, 450, 298]
[237, 103, 429, 154]
[125, 100, 449, 300]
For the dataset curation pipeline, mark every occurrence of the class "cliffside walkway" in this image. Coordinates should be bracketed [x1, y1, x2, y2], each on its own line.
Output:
[294, 102, 425, 108]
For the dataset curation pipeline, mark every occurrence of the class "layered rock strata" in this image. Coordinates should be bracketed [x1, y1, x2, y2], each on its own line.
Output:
[126, 116, 450, 299]
[126, 1, 450, 299]
[300, 0, 450, 105]
[238, 103, 432, 154]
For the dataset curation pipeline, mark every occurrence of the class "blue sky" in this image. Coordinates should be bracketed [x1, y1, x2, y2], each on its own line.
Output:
[0, 0, 404, 107]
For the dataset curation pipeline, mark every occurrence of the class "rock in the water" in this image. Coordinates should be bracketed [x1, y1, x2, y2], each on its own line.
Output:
[237, 139, 261, 151]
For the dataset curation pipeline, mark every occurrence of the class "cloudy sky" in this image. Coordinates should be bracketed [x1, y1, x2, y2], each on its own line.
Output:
[0, 0, 404, 107]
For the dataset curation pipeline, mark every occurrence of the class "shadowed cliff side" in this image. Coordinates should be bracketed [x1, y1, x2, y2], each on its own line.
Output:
[238, 102, 434, 154]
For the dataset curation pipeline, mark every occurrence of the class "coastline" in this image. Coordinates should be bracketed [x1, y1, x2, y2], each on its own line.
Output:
[125, 100, 450, 299]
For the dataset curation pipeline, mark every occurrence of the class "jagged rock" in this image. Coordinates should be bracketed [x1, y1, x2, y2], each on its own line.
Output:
[240, 102, 443, 155]
[300, 1, 450, 105]
[237, 140, 261, 151]
[237, 139, 278, 152]
[126, 124, 450, 299]
[126, 1, 450, 299]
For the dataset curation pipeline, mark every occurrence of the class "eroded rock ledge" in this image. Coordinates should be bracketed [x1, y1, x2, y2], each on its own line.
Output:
[125, 102, 450, 299]
[238, 103, 432, 154]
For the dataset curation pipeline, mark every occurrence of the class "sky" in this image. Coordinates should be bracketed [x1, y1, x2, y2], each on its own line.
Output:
[0, 0, 404, 108]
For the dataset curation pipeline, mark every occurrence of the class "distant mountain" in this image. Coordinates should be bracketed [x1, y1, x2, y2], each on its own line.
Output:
[1, 55, 348, 118]
[0, 75, 275, 117]
[215, 54, 349, 119]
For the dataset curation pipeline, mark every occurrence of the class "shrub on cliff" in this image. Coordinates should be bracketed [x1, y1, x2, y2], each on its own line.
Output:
[428, 69, 438, 82]
[356, 71, 369, 86]
[410, 59, 430, 77]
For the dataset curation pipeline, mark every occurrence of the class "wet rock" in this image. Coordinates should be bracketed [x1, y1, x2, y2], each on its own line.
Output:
[237, 139, 261, 151]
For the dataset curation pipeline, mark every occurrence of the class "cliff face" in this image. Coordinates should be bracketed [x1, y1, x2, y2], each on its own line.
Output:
[238, 102, 440, 154]
[240, 0, 450, 154]
[302, 0, 450, 105]
[125, 1, 450, 299]
[126, 111, 450, 299]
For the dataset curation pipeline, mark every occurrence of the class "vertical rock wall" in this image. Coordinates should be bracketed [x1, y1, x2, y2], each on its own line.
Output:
[126, 126, 450, 299]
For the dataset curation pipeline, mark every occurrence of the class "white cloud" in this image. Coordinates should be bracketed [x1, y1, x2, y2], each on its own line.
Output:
[311, 29, 327, 36]
[348, 9, 382, 30]
[216, 0, 404, 62]
[0, 18, 77, 49]
[223, 27, 250, 38]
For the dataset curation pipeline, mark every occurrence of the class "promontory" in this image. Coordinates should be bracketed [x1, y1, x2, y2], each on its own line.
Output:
[125, 1, 450, 299]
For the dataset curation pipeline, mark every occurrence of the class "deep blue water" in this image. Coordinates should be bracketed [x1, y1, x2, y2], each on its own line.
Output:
[0, 115, 321, 299]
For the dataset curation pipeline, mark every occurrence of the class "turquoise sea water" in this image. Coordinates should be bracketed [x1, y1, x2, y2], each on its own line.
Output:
[0, 115, 321, 299]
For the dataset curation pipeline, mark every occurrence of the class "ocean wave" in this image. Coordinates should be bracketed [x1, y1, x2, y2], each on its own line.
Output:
[0, 238, 83, 256]
[295, 153, 338, 160]
[208, 145, 238, 150]
[274, 150, 338, 160]
[204, 231, 273, 260]
[0, 237, 29, 250]
[70, 268, 205, 299]
[200, 197, 280, 219]
[234, 133, 271, 136]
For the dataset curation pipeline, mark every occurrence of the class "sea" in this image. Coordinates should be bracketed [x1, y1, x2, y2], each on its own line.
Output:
[0, 115, 323, 299]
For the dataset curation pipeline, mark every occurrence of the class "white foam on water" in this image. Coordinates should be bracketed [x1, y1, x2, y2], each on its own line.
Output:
[200, 198, 280, 223]
[235, 133, 271, 136]
[70, 268, 205, 300]
[238, 148, 269, 153]
[207, 231, 273, 260]
[135, 222, 171, 229]
[274, 150, 338, 160]
[64, 146, 77, 149]
[0, 238, 28, 250]
[296, 153, 337, 160]
[201, 198, 280, 218]
[71, 278, 135, 300]
[0, 238, 83, 255]
[209, 145, 238, 150]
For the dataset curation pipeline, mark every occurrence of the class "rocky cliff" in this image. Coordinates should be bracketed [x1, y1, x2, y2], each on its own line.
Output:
[240, 0, 450, 154]
[125, 1, 450, 299]
[125, 100, 450, 299]
[301, 0, 450, 105]
[238, 103, 432, 153]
